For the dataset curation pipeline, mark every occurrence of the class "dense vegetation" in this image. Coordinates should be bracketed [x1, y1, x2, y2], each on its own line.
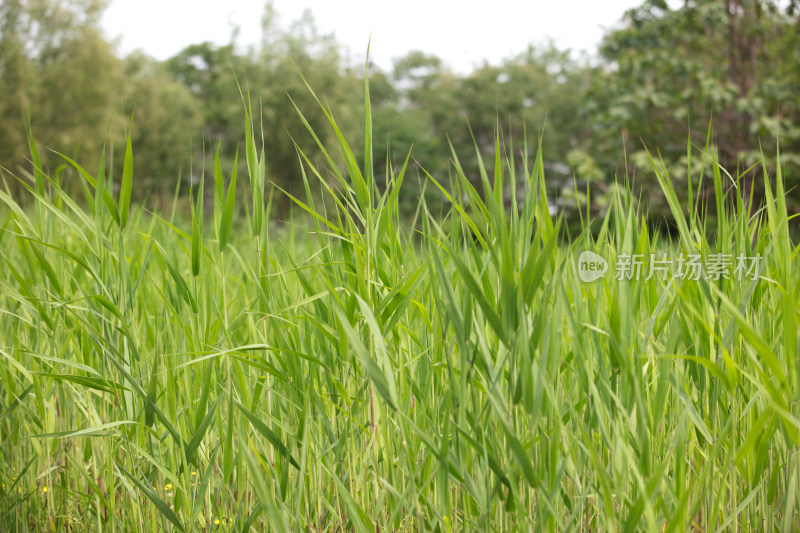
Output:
[1, 0, 799, 531]
[0, 69, 799, 530]
[1, 0, 799, 221]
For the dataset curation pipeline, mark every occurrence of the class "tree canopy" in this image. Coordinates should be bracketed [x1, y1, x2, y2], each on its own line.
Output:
[0, 0, 797, 222]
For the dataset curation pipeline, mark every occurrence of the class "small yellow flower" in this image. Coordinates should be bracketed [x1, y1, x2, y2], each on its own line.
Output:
[191, 471, 197, 476]
[42, 486, 48, 493]
[214, 518, 220, 525]
[164, 483, 173, 491]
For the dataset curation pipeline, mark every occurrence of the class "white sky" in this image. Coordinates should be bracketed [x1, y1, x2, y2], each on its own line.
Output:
[101, 0, 646, 73]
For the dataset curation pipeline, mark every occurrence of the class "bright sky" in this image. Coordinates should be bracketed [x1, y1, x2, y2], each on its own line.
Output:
[101, 0, 646, 73]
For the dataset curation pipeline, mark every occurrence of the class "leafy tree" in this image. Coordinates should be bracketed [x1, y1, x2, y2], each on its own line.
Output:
[0, 0, 120, 190]
[0, 0, 34, 173]
[586, 0, 800, 215]
[165, 42, 241, 152]
[375, 50, 459, 191]
[120, 53, 203, 198]
[164, 6, 363, 210]
[456, 45, 591, 186]
[386, 46, 591, 214]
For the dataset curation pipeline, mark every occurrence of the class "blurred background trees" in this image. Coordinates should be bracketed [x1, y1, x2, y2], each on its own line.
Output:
[586, 0, 800, 219]
[0, 0, 119, 176]
[0, 0, 797, 223]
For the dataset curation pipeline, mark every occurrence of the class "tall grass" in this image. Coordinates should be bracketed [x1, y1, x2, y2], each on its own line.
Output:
[0, 71, 798, 532]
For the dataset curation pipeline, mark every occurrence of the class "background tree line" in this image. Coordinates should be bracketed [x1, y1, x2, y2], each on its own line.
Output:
[1, 0, 798, 224]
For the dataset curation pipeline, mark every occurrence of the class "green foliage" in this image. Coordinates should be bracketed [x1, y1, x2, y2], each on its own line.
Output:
[587, 0, 800, 217]
[164, 13, 363, 206]
[0, 69, 798, 531]
[0, 0, 120, 183]
[120, 54, 203, 191]
[1, 0, 798, 232]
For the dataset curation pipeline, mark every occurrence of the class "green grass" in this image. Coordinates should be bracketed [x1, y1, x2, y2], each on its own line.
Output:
[0, 72, 798, 532]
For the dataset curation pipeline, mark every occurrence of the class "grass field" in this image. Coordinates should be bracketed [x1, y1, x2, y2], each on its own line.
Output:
[0, 78, 799, 532]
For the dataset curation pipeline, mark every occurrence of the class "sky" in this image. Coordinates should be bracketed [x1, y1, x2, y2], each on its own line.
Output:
[101, 0, 646, 73]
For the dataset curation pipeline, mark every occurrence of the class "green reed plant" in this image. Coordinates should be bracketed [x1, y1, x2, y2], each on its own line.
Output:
[0, 68, 798, 532]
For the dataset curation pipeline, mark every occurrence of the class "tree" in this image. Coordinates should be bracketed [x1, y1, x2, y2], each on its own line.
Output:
[162, 6, 364, 212]
[0, 0, 34, 173]
[455, 45, 591, 186]
[120, 53, 203, 198]
[0, 0, 120, 191]
[165, 42, 241, 152]
[586, 0, 800, 215]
